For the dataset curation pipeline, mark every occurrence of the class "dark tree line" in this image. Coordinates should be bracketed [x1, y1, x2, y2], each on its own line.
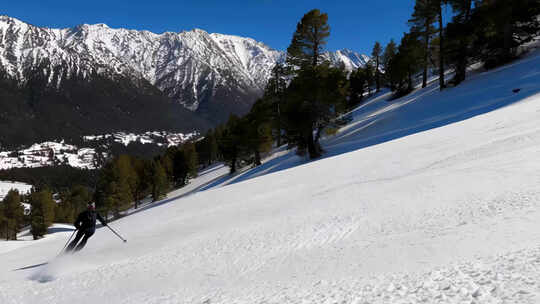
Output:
[93, 142, 200, 219]
[374, 0, 540, 97]
[183, 1, 540, 165]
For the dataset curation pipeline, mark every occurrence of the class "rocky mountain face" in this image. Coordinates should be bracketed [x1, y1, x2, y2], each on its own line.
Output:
[0, 15, 369, 150]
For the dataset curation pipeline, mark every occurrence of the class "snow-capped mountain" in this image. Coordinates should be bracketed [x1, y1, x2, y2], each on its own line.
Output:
[0, 16, 368, 114]
[324, 49, 370, 71]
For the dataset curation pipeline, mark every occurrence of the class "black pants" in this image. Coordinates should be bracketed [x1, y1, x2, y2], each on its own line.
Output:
[66, 228, 95, 252]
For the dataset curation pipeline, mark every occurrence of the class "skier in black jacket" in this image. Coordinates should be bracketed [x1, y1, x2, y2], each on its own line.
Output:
[66, 202, 107, 252]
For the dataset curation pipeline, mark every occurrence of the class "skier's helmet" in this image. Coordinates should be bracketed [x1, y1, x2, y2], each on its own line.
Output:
[88, 202, 96, 210]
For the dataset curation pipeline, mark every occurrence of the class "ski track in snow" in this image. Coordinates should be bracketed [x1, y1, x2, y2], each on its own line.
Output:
[2, 52, 540, 303]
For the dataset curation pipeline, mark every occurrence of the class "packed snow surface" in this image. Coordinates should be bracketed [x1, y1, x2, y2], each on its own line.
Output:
[2, 52, 540, 303]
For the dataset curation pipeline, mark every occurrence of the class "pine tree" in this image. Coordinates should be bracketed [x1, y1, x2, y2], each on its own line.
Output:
[371, 42, 383, 92]
[132, 157, 151, 209]
[445, 0, 475, 85]
[169, 147, 189, 186]
[55, 185, 91, 223]
[473, 0, 540, 68]
[364, 62, 375, 96]
[245, 99, 273, 166]
[29, 189, 55, 239]
[219, 114, 246, 174]
[349, 68, 368, 104]
[283, 9, 348, 159]
[95, 156, 135, 219]
[150, 160, 168, 201]
[116, 155, 138, 210]
[183, 142, 199, 180]
[158, 154, 174, 184]
[382, 40, 398, 90]
[434, 0, 447, 90]
[0, 203, 6, 240]
[95, 162, 114, 218]
[409, 0, 437, 88]
[0, 189, 24, 240]
[286, 9, 330, 69]
[197, 130, 219, 167]
[265, 63, 288, 147]
[399, 33, 424, 92]
[283, 64, 348, 159]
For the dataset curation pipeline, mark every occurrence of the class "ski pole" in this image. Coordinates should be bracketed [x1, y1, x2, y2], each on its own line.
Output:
[106, 225, 127, 243]
[58, 229, 77, 256]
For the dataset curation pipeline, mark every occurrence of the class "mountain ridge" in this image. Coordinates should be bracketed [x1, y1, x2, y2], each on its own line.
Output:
[0, 15, 368, 110]
[0, 15, 369, 149]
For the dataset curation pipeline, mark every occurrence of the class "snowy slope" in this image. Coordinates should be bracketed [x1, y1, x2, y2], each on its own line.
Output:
[0, 16, 366, 112]
[1, 52, 540, 303]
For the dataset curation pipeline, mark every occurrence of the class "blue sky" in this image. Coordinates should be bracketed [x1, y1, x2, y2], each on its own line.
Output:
[3, 0, 417, 55]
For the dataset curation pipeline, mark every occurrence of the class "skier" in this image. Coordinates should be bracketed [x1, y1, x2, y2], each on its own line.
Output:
[66, 202, 107, 252]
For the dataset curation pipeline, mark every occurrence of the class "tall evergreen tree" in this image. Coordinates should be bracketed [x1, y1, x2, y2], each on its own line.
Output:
[150, 160, 168, 201]
[445, 0, 475, 85]
[434, 0, 447, 90]
[95, 156, 135, 219]
[132, 157, 151, 209]
[349, 67, 368, 104]
[283, 9, 348, 159]
[382, 40, 398, 90]
[283, 64, 348, 158]
[371, 42, 383, 92]
[245, 99, 274, 166]
[219, 114, 246, 174]
[207, 132, 219, 164]
[55, 185, 91, 223]
[409, 0, 437, 88]
[160, 154, 175, 185]
[364, 62, 375, 96]
[117, 155, 138, 206]
[399, 33, 424, 93]
[265, 63, 288, 147]
[473, 0, 540, 67]
[197, 130, 219, 167]
[286, 9, 330, 69]
[29, 189, 55, 239]
[187, 142, 199, 178]
[169, 147, 189, 186]
[0, 190, 24, 240]
[0, 203, 5, 240]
